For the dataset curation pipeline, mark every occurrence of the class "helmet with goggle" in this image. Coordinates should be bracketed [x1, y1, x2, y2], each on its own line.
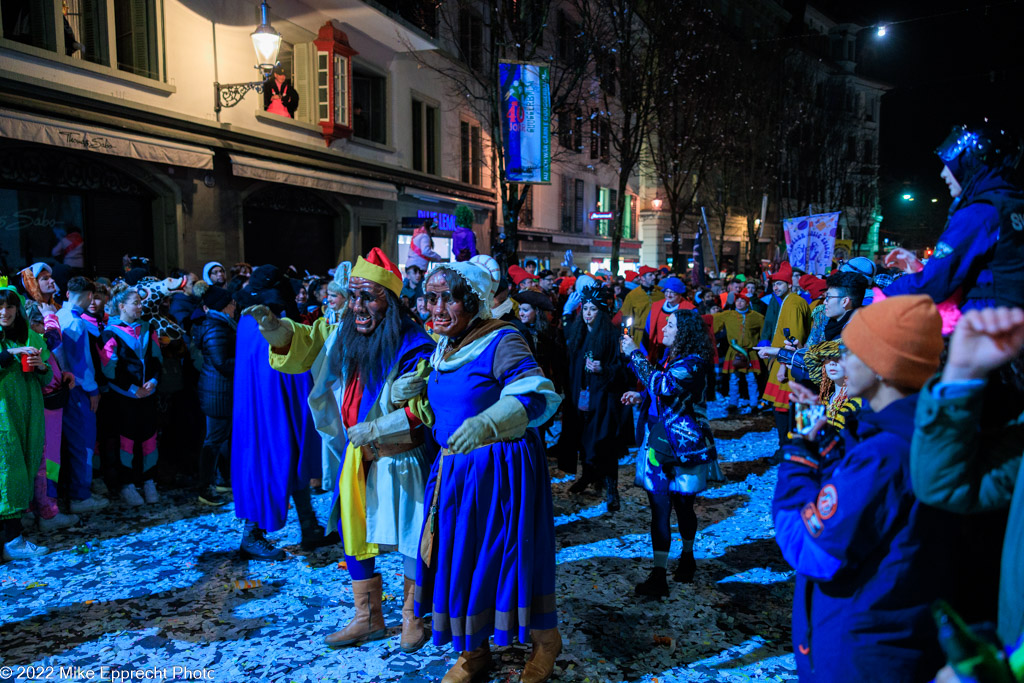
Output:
[936, 123, 1024, 183]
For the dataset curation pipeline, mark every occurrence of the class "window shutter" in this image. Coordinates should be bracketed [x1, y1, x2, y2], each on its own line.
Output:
[81, 0, 107, 64]
[293, 42, 315, 123]
[130, 0, 155, 79]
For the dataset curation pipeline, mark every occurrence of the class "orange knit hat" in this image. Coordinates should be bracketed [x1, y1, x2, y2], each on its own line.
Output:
[841, 294, 943, 391]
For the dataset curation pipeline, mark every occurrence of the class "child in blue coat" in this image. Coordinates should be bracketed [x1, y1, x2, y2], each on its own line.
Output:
[773, 295, 955, 682]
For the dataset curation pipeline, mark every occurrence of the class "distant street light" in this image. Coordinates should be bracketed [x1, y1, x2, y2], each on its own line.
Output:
[931, 198, 939, 203]
[214, 1, 282, 113]
[651, 198, 663, 211]
[902, 193, 913, 201]
[877, 25, 887, 37]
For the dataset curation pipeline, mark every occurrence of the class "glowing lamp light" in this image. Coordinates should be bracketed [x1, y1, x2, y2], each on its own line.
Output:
[251, 1, 283, 71]
[902, 193, 913, 200]
[931, 198, 939, 203]
[877, 25, 887, 37]
[652, 198, 663, 211]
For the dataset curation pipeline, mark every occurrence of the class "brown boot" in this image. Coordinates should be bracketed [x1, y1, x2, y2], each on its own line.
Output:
[324, 573, 387, 648]
[520, 628, 562, 683]
[400, 577, 429, 653]
[441, 643, 492, 683]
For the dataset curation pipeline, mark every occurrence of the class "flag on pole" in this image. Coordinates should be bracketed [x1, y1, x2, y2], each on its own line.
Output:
[783, 211, 841, 275]
[691, 222, 706, 288]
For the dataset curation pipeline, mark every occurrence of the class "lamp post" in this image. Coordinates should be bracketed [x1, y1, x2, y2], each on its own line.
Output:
[214, 1, 283, 113]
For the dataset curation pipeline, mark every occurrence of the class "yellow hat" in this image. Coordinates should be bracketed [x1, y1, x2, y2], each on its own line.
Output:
[350, 247, 403, 297]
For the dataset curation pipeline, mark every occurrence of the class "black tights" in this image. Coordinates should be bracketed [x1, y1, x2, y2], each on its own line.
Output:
[647, 491, 697, 552]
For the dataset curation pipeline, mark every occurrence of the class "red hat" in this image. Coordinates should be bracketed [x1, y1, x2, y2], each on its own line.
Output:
[624, 270, 638, 282]
[508, 265, 537, 287]
[799, 274, 827, 300]
[735, 293, 750, 304]
[638, 265, 658, 276]
[558, 276, 577, 296]
[351, 247, 403, 296]
[769, 261, 793, 283]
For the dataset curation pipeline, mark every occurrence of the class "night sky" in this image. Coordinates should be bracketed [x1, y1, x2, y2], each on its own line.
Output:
[813, 0, 1024, 244]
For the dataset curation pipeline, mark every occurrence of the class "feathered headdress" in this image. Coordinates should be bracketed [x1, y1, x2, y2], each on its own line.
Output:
[579, 284, 610, 312]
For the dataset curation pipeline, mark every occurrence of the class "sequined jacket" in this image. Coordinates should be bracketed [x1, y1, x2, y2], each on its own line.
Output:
[628, 350, 716, 467]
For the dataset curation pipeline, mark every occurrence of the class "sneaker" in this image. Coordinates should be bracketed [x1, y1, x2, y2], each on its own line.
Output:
[142, 480, 159, 505]
[215, 484, 232, 494]
[121, 484, 144, 507]
[38, 512, 80, 532]
[2, 535, 49, 561]
[634, 567, 669, 599]
[70, 495, 109, 514]
[197, 486, 227, 507]
[91, 478, 109, 497]
[239, 529, 286, 561]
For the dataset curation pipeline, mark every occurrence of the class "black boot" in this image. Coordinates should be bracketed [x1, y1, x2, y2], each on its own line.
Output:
[300, 523, 335, 551]
[673, 552, 696, 583]
[634, 567, 669, 598]
[605, 475, 620, 512]
[239, 526, 285, 561]
[567, 474, 590, 494]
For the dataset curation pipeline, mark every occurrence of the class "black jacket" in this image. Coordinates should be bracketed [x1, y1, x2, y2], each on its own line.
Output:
[263, 78, 299, 118]
[195, 311, 236, 418]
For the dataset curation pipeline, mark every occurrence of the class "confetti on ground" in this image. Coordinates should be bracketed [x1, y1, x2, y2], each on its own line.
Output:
[0, 398, 795, 682]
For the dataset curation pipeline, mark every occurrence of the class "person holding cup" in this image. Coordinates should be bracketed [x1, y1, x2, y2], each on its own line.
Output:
[0, 278, 54, 561]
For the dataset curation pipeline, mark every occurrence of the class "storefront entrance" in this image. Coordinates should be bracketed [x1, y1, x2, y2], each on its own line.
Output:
[242, 185, 339, 275]
[0, 144, 155, 279]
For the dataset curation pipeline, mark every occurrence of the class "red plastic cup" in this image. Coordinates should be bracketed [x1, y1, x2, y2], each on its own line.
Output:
[21, 353, 33, 372]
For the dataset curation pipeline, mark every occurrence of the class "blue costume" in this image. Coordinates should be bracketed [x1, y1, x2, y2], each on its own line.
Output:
[415, 323, 560, 652]
[231, 315, 321, 532]
[884, 124, 1024, 309]
[773, 394, 953, 682]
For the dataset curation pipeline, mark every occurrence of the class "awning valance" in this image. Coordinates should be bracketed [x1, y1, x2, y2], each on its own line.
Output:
[0, 107, 214, 169]
[229, 154, 397, 202]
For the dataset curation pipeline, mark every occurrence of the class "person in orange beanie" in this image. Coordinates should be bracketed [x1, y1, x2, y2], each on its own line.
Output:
[773, 294, 954, 682]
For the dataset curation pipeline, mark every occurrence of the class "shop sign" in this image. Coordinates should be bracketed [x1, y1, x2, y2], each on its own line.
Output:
[499, 61, 551, 184]
[416, 209, 456, 232]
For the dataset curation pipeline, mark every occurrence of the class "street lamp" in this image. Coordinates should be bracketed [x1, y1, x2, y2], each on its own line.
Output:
[651, 198, 663, 211]
[902, 193, 913, 201]
[214, 1, 283, 113]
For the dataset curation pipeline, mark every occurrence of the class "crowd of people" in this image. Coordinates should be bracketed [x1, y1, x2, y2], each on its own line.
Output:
[2, 122, 1024, 682]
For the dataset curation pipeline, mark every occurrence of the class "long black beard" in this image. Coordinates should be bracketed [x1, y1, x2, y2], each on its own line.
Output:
[330, 296, 404, 388]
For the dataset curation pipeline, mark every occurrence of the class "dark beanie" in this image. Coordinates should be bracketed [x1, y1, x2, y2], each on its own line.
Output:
[202, 285, 233, 312]
[125, 267, 149, 286]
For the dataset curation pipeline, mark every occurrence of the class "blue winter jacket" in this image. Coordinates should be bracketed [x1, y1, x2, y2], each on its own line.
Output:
[773, 394, 953, 682]
[883, 169, 1024, 310]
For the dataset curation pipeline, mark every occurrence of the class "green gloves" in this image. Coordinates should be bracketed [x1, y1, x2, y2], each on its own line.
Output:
[242, 304, 293, 349]
[448, 396, 529, 454]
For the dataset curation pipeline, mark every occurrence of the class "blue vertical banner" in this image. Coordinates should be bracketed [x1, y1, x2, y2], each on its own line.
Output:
[499, 61, 551, 184]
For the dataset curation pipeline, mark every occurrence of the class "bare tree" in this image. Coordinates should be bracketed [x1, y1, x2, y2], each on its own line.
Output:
[575, 0, 660, 273]
[408, 0, 590, 268]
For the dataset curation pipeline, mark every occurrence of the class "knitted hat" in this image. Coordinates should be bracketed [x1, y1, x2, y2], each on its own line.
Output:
[624, 270, 638, 283]
[202, 285, 233, 312]
[840, 256, 877, 284]
[638, 265, 658, 276]
[799, 274, 828, 300]
[351, 248, 403, 297]
[841, 294, 942, 391]
[770, 261, 793, 283]
[659, 277, 686, 294]
[202, 261, 224, 285]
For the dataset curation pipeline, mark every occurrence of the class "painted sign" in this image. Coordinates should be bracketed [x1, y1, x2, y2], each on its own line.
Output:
[783, 212, 841, 275]
[499, 62, 551, 184]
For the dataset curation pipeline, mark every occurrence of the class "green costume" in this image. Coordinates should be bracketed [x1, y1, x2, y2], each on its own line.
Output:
[1, 328, 52, 520]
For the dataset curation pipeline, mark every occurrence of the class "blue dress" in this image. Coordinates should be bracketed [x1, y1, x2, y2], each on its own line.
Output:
[231, 316, 321, 532]
[415, 327, 558, 652]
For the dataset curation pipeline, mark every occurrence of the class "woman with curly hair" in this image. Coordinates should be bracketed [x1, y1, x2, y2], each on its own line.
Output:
[621, 309, 720, 598]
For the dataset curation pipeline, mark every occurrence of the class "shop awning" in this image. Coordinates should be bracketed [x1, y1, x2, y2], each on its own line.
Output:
[230, 154, 397, 202]
[0, 107, 214, 169]
[403, 189, 495, 212]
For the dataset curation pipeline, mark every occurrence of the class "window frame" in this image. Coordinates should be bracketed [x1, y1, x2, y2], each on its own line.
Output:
[0, 0, 170, 90]
[351, 58, 390, 146]
[411, 94, 440, 175]
[460, 118, 483, 186]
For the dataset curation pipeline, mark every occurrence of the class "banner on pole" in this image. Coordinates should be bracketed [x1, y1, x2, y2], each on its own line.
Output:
[783, 212, 841, 275]
[499, 61, 551, 184]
